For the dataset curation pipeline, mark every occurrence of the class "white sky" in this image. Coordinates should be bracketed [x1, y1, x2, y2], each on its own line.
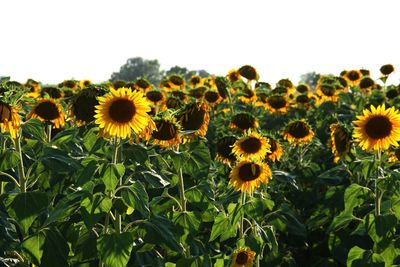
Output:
[1, 0, 400, 85]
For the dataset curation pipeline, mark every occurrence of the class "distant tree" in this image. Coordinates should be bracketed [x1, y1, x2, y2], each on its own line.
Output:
[299, 71, 321, 89]
[110, 57, 162, 85]
[165, 65, 210, 80]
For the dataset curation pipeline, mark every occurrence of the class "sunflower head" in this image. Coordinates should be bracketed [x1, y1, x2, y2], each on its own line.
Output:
[215, 76, 229, 99]
[330, 123, 351, 163]
[94, 87, 155, 139]
[147, 116, 181, 148]
[135, 78, 152, 91]
[277, 79, 295, 94]
[359, 77, 375, 91]
[230, 247, 256, 267]
[177, 102, 210, 142]
[295, 94, 311, 108]
[238, 88, 257, 104]
[61, 80, 78, 90]
[0, 101, 21, 138]
[360, 69, 370, 76]
[238, 65, 259, 81]
[345, 70, 362, 86]
[388, 147, 400, 163]
[232, 131, 270, 161]
[204, 90, 222, 106]
[229, 160, 272, 193]
[380, 64, 395, 76]
[41, 86, 63, 99]
[146, 89, 165, 104]
[111, 80, 127, 89]
[189, 75, 203, 88]
[215, 136, 237, 166]
[28, 98, 65, 129]
[265, 136, 283, 162]
[79, 80, 92, 89]
[230, 113, 259, 131]
[227, 69, 241, 83]
[283, 120, 314, 145]
[189, 86, 207, 99]
[168, 75, 185, 89]
[386, 87, 399, 99]
[353, 104, 400, 151]
[266, 94, 290, 113]
[296, 83, 310, 93]
[70, 86, 106, 126]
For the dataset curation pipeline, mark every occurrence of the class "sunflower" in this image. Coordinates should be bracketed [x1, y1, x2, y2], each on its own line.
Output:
[227, 69, 241, 83]
[388, 148, 400, 163]
[28, 98, 65, 129]
[296, 83, 310, 94]
[232, 131, 270, 161]
[24, 79, 41, 98]
[265, 95, 290, 113]
[344, 70, 362, 86]
[316, 83, 339, 102]
[283, 120, 314, 145]
[265, 137, 283, 162]
[238, 65, 259, 81]
[146, 89, 165, 105]
[0, 101, 21, 139]
[230, 247, 256, 267]
[380, 64, 395, 76]
[165, 96, 184, 110]
[216, 136, 237, 166]
[230, 113, 259, 131]
[204, 90, 222, 106]
[330, 123, 351, 163]
[135, 78, 152, 91]
[229, 160, 272, 193]
[168, 75, 185, 90]
[189, 86, 207, 99]
[94, 87, 155, 139]
[238, 88, 257, 104]
[70, 87, 106, 126]
[111, 80, 127, 90]
[147, 117, 181, 148]
[386, 87, 399, 99]
[79, 80, 92, 89]
[41, 86, 63, 99]
[61, 80, 78, 90]
[359, 77, 375, 93]
[294, 94, 312, 109]
[178, 102, 210, 143]
[360, 69, 370, 76]
[277, 79, 295, 95]
[189, 75, 203, 88]
[353, 104, 400, 151]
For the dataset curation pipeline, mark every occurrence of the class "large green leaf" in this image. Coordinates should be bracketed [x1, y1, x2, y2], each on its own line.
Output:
[100, 163, 125, 192]
[0, 149, 19, 172]
[5, 192, 48, 235]
[21, 231, 46, 265]
[21, 119, 46, 141]
[209, 212, 236, 242]
[80, 193, 112, 229]
[121, 181, 150, 218]
[97, 232, 134, 267]
[42, 146, 81, 173]
[347, 246, 385, 267]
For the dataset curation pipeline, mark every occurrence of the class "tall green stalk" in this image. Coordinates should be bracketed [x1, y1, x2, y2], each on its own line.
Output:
[15, 135, 26, 193]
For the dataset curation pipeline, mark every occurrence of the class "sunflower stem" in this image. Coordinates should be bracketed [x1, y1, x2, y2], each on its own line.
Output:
[46, 124, 52, 143]
[14, 135, 26, 193]
[239, 191, 247, 238]
[375, 149, 383, 216]
[112, 137, 122, 234]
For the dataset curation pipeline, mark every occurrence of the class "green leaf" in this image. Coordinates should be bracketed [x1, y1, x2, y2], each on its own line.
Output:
[22, 119, 46, 141]
[182, 141, 211, 179]
[343, 183, 373, 211]
[100, 163, 125, 192]
[80, 193, 112, 229]
[42, 146, 81, 173]
[347, 246, 385, 267]
[97, 232, 134, 267]
[21, 231, 46, 265]
[44, 191, 86, 226]
[41, 228, 69, 267]
[121, 181, 150, 218]
[123, 143, 149, 164]
[51, 127, 78, 145]
[137, 170, 170, 188]
[209, 213, 236, 242]
[0, 149, 19, 172]
[5, 192, 48, 235]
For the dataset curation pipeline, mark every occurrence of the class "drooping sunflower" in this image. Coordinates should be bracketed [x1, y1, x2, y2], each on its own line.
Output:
[94, 87, 155, 139]
[227, 69, 241, 83]
[60, 80, 79, 90]
[388, 148, 400, 163]
[380, 64, 395, 76]
[265, 137, 283, 162]
[230, 247, 256, 267]
[294, 94, 312, 109]
[24, 79, 41, 98]
[265, 94, 290, 113]
[230, 113, 259, 131]
[229, 160, 272, 193]
[359, 77, 375, 93]
[148, 117, 181, 148]
[28, 98, 65, 128]
[238, 88, 257, 104]
[329, 123, 351, 163]
[216, 136, 237, 166]
[70, 86, 106, 126]
[277, 78, 295, 95]
[232, 131, 270, 161]
[283, 120, 314, 145]
[134, 78, 153, 92]
[177, 102, 210, 143]
[189, 86, 207, 99]
[296, 83, 310, 94]
[168, 75, 186, 90]
[353, 104, 400, 151]
[316, 83, 339, 103]
[79, 80, 92, 89]
[189, 75, 203, 88]
[360, 69, 370, 77]
[146, 89, 165, 105]
[41, 86, 63, 99]
[204, 89, 222, 106]
[0, 101, 21, 139]
[386, 87, 399, 100]
[238, 65, 259, 81]
[165, 96, 184, 110]
[344, 70, 362, 86]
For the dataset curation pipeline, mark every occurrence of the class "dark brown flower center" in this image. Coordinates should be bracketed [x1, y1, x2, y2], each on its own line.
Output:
[296, 84, 309, 93]
[41, 87, 62, 99]
[232, 114, 256, 130]
[380, 64, 394, 75]
[217, 136, 237, 161]
[72, 93, 99, 123]
[347, 71, 360, 81]
[146, 91, 163, 102]
[268, 96, 287, 109]
[181, 105, 206, 131]
[359, 77, 374, 89]
[189, 87, 206, 99]
[333, 127, 350, 153]
[365, 115, 392, 139]
[288, 121, 310, 138]
[109, 99, 136, 123]
[238, 163, 261, 181]
[190, 76, 201, 85]
[240, 137, 262, 153]
[386, 89, 399, 99]
[169, 75, 184, 86]
[136, 79, 150, 89]
[205, 91, 220, 103]
[0, 103, 12, 123]
[235, 251, 249, 265]
[152, 120, 177, 141]
[320, 85, 336, 96]
[238, 65, 257, 80]
[296, 95, 309, 104]
[34, 101, 60, 121]
[228, 71, 240, 82]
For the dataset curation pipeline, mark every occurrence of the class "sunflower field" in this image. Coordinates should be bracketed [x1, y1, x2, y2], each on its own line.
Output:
[1, 64, 400, 267]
